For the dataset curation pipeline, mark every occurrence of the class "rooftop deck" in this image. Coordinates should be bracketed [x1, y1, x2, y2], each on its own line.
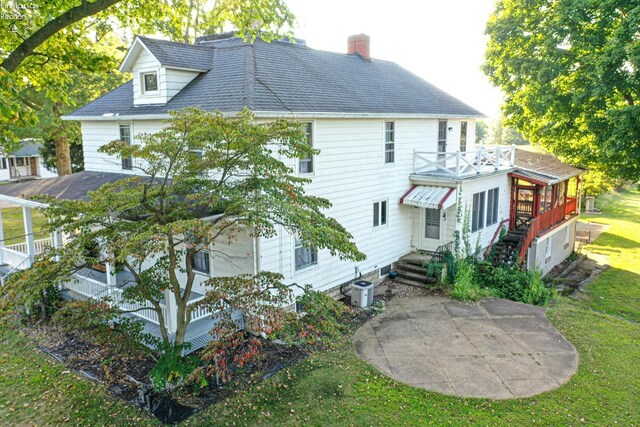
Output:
[413, 145, 515, 179]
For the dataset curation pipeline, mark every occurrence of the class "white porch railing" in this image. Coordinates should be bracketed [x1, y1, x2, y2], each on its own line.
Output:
[5, 238, 52, 256]
[64, 274, 168, 326]
[0, 246, 31, 269]
[414, 145, 516, 178]
[188, 295, 214, 322]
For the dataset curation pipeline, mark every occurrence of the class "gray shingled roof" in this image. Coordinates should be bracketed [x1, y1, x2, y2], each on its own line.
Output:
[514, 149, 583, 184]
[0, 171, 132, 201]
[10, 139, 42, 157]
[68, 37, 483, 118]
[137, 36, 213, 71]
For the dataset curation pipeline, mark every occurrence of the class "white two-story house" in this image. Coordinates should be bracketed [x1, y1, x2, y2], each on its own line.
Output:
[0, 33, 582, 350]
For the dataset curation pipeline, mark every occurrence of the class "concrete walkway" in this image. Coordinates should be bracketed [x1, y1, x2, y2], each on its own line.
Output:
[354, 296, 578, 399]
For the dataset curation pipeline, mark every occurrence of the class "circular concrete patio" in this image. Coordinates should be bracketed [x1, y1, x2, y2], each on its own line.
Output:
[353, 296, 578, 399]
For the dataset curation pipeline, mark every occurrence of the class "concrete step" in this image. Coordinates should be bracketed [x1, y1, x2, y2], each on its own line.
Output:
[395, 261, 427, 275]
[394, 276, 434, 288]
[396, 269, 429, 283]
[399, 252, 432, 267]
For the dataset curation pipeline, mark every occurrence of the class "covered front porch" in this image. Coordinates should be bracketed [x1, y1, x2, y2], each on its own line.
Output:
[0, 172, 237, 352]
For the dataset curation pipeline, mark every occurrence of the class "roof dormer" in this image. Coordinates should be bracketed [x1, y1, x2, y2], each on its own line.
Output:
[119, 36, 212, 106]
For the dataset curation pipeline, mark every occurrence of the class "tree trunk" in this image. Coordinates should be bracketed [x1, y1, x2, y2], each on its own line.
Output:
[1, 0, 121, 72]
[52, 102, 72, 176]
[54, 138, 72, 176]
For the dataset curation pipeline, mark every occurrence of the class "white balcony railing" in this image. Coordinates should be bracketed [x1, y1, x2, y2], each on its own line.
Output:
[414, 145, 516, 178]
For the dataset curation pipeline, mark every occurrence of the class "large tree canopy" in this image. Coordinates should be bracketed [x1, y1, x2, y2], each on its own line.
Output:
[4, 108, 364, 348]
[483, 0, 640, 180]
[0, 0, 294, 164]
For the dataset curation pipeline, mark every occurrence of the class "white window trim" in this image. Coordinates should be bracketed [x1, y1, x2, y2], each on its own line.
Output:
[383, 120, 395, 165]
[373, 199, 389, 229]
[139, 68, 160, 95]
[297, 121, 315, 176]
[293, 235, 318, 274]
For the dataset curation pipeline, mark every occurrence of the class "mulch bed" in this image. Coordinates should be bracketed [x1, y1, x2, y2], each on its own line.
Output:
[23, 282, 428, 424]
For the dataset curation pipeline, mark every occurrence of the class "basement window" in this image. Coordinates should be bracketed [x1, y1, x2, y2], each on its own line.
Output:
[379, 264, 392, 277]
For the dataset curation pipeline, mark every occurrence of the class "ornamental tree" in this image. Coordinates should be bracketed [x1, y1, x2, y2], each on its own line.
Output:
[483, 0, 640, 180]
[4, 108, 365, 348]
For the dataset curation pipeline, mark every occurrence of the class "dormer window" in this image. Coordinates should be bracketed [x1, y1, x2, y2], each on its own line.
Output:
[142, 72, 158, 93]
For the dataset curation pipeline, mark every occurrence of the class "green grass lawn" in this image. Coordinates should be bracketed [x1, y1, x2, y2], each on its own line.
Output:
[1, 190, 639, 426]
[1, 206, 49, 246]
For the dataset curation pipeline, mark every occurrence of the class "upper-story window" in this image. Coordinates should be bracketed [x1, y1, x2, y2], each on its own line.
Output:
[384, 122, 395, 164]
[438, 120, 447, 157]
[0, 158, 6, 169]
[142, 71, 158, 93]
[191, 250, 210, 274]
[460, 121, 468, 152]
[298, 122, 313, 174]
[119, 124, 133, 170]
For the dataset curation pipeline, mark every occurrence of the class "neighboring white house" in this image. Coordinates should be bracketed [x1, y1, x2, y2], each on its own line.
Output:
[0, 34, 582, 350]
[0, 139, 57, 182]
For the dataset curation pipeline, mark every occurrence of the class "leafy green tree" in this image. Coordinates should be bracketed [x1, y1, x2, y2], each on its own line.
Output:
[1, 0, 295, 170]
[475, 120, 488, 144]
[4, 108, 365, 348]
[483, 0, 640, 180]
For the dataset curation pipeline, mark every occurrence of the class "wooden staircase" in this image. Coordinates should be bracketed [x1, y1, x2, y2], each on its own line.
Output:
[394, 253, 437, 287]
[489, 228, 525, 265]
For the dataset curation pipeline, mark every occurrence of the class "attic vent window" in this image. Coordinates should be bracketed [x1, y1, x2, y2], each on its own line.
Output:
[142, 72, 158, 93]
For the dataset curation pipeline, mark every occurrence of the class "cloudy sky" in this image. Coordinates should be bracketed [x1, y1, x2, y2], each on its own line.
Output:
[286, 0, 503, 119]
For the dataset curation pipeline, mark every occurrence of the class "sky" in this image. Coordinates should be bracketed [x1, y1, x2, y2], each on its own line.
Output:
[285, 0, 503, 120]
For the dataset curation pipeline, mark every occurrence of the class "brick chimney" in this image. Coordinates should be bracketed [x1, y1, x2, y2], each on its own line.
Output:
[347, 34, 370, 60]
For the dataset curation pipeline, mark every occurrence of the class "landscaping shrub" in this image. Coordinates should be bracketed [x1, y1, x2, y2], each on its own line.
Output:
[474, 263, 555, 306]
[451, 259, 492, 302]
[51, 300, 155, 357]
[150, 343, 203, 392]
[278, 286, 353, 347]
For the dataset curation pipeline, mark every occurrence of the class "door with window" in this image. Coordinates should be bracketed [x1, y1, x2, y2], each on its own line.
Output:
[419, 207, 441, 250]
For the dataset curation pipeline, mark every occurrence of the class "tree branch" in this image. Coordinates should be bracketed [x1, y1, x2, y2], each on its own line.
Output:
[1, 0, 122, 72]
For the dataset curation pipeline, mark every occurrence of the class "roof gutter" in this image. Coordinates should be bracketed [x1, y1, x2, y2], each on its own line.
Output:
[62, 111, 485, 122]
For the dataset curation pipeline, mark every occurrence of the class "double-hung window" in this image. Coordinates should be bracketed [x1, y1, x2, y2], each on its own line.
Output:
[472, 191, 485, 232]
[294, 236, 317, 270]
[298, 122, 313, 174]
[384, 122, 395, 164]
[486, 187, 499, 226]
[192, 250, 210, 274]
[119, 124, 133, 170]
[460, 121, 468, 152]
[438, 120, 447, 158]
[373, 200, 388, 227]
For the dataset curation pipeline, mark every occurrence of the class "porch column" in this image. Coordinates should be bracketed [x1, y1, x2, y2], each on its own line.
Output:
[105, 261, 114, 288]
[23, 206, 35, 266]
[0, 206, 4, 264]
[163, 289, 177, 336]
